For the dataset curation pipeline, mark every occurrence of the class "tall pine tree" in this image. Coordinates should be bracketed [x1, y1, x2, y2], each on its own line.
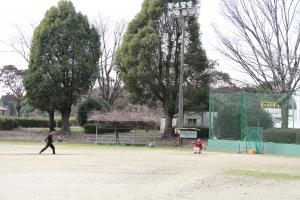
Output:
[116, 0, 209, 138]
[25, 0, 100, 133]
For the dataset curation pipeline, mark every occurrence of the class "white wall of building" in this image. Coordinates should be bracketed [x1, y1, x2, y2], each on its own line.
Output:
[160, 112, 209, 132]
[261, 93, 300, 128]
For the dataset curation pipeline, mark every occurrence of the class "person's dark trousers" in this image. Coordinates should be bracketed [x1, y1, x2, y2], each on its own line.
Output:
[39, 143, 55, 154]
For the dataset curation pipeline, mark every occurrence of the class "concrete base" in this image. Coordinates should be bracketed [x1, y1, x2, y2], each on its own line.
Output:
[208, 139, 300, 157]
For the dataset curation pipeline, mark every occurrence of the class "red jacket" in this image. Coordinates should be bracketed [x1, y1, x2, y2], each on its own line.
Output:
[194, 140, 203, 148]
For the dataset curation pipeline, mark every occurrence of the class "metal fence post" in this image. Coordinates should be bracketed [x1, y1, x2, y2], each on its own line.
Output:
[240, 91, 246, 140]
[95, 123, 98, 144]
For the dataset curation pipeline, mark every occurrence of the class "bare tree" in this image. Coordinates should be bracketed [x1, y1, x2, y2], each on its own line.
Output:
[0, 25, 34, 63]
[94, 17, 126, 107]
[0, 25, 56, 131]
[0, 26, 30, 117]
[0, 65, 26, 116]
[215, 0, 300, 128]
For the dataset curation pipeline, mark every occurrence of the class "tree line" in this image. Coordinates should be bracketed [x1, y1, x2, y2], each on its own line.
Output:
[1, 0, 219, 137]
[4, 0, 296, 136]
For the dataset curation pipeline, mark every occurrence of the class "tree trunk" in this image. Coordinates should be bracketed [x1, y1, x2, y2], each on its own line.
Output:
[48, 110, 56, 132]
[60, 109, 71, 134]
[115, 122, 119, 144]
[16, 103, 21, 117]
[279, 94, 290, 129]
[162, 113, 174, 139]
[281, 103, 289, 128]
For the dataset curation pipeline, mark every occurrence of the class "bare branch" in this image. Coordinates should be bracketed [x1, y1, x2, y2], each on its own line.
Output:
[94, 16, 127, 106]
[0, 25, 33, 64]
[216, 0, 300, 94]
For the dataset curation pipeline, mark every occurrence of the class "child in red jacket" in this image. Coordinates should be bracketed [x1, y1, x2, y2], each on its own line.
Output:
[193, 138, 204, 154]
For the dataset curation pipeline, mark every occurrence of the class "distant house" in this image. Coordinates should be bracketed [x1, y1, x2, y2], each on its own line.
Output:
[0, 101, 8, 116]
[262, 93, 300, 128]
[160, 111, 209, 132]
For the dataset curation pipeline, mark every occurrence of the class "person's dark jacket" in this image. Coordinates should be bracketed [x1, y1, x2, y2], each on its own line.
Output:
[44, 135, 54, 143]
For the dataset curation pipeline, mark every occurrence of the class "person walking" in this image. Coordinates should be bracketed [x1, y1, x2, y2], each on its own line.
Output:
[39, 131, 56, 154]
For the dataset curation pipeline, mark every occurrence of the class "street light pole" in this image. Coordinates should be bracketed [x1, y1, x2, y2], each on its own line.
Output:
[178, 23, 185, 128]
[169, 1, 198, 128]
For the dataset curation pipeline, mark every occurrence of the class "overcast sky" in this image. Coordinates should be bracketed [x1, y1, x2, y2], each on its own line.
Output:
[0, 0, 238, 95]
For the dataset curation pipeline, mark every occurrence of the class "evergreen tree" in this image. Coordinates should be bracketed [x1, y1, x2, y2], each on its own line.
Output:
[25, 0, 100, 133]
[116, 0, 209, 138]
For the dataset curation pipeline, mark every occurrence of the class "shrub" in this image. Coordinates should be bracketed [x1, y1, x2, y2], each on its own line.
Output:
[83, 123, 98, 134]
[0, 118, 18, 130]
[0, 117, 51, 129]
[83, 123, 115, 134]
[120, 121, 158, 130]
[83, 121, 156, 134]
[16, 118, 50, 128]
[264, 128, 299, 144]
[296, 132, 300, 144]
[77, 97, 111, 126]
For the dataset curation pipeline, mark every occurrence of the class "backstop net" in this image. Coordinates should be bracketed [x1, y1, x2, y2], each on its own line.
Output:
[209, 91, 295, 142]
[245, 127, 264, 153]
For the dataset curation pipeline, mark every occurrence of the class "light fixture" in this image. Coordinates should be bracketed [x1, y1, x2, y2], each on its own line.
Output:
[181, 8, 188, 17]
[174, 9, 180, 17]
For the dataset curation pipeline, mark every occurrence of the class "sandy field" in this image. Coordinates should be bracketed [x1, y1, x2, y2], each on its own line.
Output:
[0, 143, 300, 200]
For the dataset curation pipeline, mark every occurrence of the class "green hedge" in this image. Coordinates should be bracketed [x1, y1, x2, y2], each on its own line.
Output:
[82, 123, 93, 134]
[77, 97, 111, 126]
[296, 132, 300, 144]
[0, 118, 18, 130]
[0, 117, 51, 129]
[264, 128, 300, 144]
[83, 121, 157, 134]
[83, 123, 103, 134]
[83, 122, 133, 134]
[16, 118, 50, 128]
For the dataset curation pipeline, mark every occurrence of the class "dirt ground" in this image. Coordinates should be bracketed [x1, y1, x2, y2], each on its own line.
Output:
[0, 143, 300, 200]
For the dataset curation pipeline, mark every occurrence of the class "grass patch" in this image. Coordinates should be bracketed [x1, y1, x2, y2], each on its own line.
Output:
[22, 127, 48, 132]
[227, 169, 300, 180]
[70, 126, 84, 133]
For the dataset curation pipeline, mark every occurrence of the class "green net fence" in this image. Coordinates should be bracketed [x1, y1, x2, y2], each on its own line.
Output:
[245, 127, 264, 153]
[209, 92, 299, 144]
